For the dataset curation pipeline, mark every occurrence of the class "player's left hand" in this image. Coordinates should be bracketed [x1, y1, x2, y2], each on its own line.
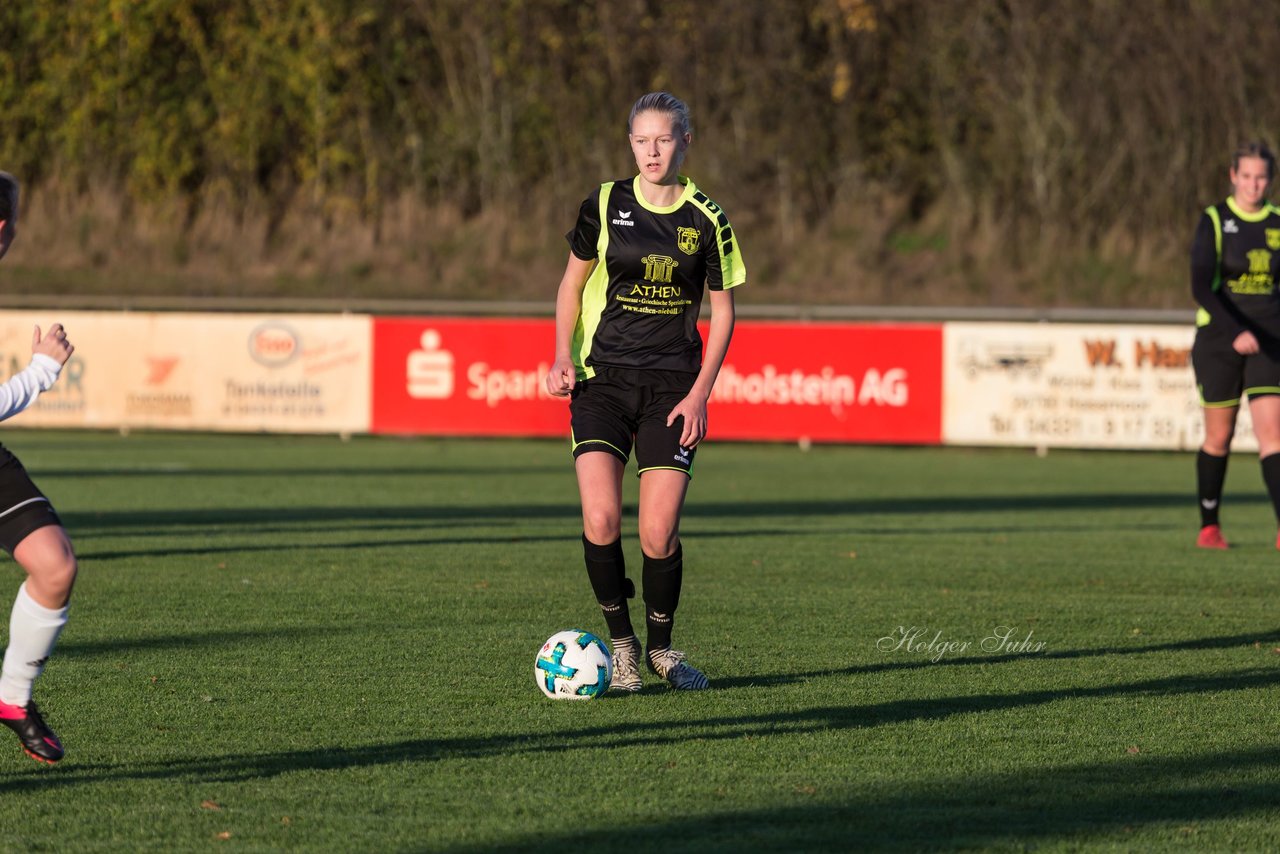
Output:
[667, 393, 709, 449]
[32, 323, 74, 366]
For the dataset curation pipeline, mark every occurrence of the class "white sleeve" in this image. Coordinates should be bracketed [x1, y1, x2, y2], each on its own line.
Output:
[0, 354, 62, 423]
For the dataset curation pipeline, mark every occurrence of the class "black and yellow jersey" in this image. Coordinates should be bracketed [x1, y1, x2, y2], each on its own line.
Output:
[565, 175, 746, 378]
[1191, 197, 1280, 339]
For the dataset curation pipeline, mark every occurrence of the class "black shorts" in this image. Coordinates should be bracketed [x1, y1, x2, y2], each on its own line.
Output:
[569, 367, 698, 477]
[1192, 329, 1280, 406]
[0, 445, 61, 554]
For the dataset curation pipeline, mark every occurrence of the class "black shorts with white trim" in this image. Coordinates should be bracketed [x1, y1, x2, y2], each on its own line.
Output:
[0, 445, 61, 554]
[568, 367, 698, 477]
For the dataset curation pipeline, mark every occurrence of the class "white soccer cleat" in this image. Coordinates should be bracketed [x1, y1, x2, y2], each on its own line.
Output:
[609, 638, 643, 692]
[647, 647, 710, 691]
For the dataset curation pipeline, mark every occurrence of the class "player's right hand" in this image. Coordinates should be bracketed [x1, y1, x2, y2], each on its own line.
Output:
[1233, 330, 1260, 355]
[546, 358, 576, 397]
[32, 323, 74, 366]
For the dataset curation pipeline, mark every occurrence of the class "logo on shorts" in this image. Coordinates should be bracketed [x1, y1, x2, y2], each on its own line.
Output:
[674, 447, 690, 464]
[676, 227, 700, 255]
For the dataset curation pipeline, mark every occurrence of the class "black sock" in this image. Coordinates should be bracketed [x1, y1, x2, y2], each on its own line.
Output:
[1261, 454, 1280, 526]
[643, 544, 683, 655]
[582, 535, 634, 640]
[1197, 450, 1228, 527]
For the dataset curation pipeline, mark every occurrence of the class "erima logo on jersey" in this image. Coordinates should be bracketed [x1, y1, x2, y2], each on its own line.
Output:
[1224, 219, 1239, 233]
[612, 209, 635, 227]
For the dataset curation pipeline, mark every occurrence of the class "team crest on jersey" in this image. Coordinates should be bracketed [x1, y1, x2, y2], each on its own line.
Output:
[676, 227, 700, 255]
[1267, 229, 1280, 250]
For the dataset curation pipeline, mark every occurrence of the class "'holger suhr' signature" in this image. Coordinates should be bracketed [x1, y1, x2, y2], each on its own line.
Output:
[876, 626, 1047, 662]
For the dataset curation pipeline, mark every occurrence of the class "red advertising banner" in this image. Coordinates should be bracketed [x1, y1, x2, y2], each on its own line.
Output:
[371, 317, 943, 444]
[709, 322, 943, 444]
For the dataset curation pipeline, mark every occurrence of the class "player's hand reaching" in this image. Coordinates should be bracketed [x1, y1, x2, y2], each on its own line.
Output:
[668, 392, 709, 449]
[546, 357, 576, 397]
[32, 323, 74, 366]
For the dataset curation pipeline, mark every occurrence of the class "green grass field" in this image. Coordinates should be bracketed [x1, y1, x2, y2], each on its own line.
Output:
[0, 430, 1277, 851]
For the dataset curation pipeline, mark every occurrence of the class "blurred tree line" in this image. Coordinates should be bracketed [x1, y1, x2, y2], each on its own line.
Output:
[0, 0, 1274, 308]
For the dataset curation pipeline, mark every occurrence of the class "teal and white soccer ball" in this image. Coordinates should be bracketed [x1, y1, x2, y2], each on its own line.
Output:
[535, 629, 612, 700]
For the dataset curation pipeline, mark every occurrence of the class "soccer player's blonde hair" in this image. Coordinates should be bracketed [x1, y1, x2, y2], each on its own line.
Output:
[628, 92, 692, 139]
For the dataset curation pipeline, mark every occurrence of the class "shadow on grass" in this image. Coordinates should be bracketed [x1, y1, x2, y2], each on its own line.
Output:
[54, 625, 348, 659]
[459, 746, 1280, 851]
[59, 490, 1265, 533]
[37, 465, 567, 479]
[69, 527, 836, 561]
[712, 628, 1280, 689]
[1, 667, 1276, 802]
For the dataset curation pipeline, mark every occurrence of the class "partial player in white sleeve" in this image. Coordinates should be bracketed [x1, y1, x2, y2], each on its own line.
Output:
[0, 172, 79, 764]
[0, 325, 74, 422]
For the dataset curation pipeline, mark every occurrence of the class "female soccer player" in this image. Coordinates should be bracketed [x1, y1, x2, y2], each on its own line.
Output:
[1190, 143, 1280, 549]
[0, 172, 78, 762]
[544, 92, 745, 690]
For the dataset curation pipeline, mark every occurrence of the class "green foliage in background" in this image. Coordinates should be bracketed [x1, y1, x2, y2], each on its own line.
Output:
[0, 1, 1274, 305]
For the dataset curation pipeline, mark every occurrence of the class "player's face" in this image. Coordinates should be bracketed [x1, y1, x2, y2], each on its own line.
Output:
[1230, 156, 1271, 212]
[629, 111, 689, 185]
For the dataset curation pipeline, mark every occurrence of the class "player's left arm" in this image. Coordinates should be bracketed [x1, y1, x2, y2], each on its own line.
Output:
[0, 324, 74, 423]
[667, 288, 736, 449]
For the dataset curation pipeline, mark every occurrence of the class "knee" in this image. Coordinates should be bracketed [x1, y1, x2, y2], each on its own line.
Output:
[638, 524, 679, 559]
[16, 533, 77, 602]
[30, 553, 77, 602]
[582, 510, 621, 545]
[1202, 428, 1234, 456]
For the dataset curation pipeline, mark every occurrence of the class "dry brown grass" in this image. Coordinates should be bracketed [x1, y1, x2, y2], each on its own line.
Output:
[0, 179, 1187, 311]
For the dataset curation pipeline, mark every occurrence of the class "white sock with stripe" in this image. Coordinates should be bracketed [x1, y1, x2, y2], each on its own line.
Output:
[0, 583, 69, 707]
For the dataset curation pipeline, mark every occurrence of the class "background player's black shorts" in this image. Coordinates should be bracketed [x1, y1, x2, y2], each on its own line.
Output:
[0, 445, 61, 554]
[1192, 328, 1280, 406]
[569, 367, 698, 477]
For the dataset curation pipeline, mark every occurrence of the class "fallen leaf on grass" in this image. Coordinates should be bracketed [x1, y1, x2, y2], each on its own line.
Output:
[201, 800, 223, 811]
[1126, 746, 1140, 754]
[215, 832, 231, 840]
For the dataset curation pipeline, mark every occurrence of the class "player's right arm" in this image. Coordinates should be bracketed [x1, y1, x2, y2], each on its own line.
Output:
[546, 254, 596, 397]
[0, 324, 74, 423]
[1190, 211, 1248, 345]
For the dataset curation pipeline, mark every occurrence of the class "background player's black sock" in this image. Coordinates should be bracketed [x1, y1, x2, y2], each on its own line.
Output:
[1197, 449, 1228, 527]
[643, 543, 683, 655]
[1261, 454, 1280, 526]
[582, 535, 635, 640]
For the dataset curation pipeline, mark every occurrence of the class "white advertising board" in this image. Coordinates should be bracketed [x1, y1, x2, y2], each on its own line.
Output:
[0, 312, 371, 434]
[943, 322, 1255, 451]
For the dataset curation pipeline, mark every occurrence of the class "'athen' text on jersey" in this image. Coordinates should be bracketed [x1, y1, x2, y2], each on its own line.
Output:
[566, 176, 746, 378]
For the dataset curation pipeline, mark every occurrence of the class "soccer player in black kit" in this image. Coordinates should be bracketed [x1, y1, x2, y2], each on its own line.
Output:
[545, 93, 745, 690]
[0, 173, 78, 762]
[1190, 143, 1280, 549]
